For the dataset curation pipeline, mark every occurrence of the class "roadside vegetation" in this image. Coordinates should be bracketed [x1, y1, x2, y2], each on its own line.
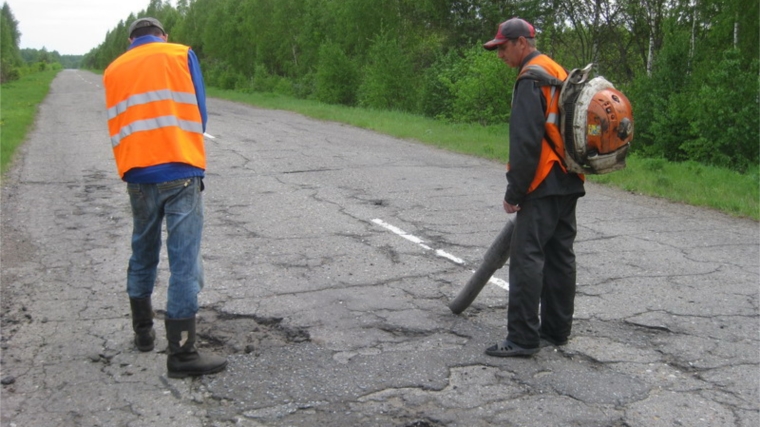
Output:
[0, 2, 75, 176]
[0, 69, 59, 175]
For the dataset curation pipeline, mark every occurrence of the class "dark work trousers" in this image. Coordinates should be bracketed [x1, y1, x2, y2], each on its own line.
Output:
[507, 194, 580, 348]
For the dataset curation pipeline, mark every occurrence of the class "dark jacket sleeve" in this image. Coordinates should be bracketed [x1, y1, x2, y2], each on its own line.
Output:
[505, 78, 546, 205]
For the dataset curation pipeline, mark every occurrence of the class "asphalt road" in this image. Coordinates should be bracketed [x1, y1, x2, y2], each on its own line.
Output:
[1, 69, 758, 427]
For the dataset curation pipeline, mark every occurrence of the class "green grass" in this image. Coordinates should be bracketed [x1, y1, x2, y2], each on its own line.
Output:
[590, 157, 759, 220]
[208, 88, 510, 161]
[1, 69, 60, 176]
[209, 88, 759, 221]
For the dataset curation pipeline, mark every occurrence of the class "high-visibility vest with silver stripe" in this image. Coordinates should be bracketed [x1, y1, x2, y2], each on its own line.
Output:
[104, 42, 205, 178]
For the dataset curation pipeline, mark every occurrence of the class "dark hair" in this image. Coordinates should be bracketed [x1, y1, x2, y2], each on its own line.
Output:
[130, 26, 165, 39]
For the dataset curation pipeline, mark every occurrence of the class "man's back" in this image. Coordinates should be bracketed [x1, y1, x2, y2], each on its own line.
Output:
[104, 37, 205, 181]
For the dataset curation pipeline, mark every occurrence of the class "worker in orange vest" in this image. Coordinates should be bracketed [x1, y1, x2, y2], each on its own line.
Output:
[483, 18, 585, 357]
[104, 17, 226, 378]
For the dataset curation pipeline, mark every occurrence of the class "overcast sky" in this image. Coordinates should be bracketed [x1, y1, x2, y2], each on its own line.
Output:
[8, 0, 167, 56]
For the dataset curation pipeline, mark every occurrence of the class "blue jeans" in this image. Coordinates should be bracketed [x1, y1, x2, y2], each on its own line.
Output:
[126, 177, 204, 319]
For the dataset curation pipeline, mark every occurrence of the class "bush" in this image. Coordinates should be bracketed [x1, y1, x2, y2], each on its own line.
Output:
[291, 72, 315, 99]
[272, 78, 294, 96]
[421, 46, 514, 125]
[647, 90, 693, 162]
[443, 46, 514, 125]
[250, 64, 275, 92]
[0, 60, 19, 82]
[626, 29, 692, 160]
[204, 60, 246, 90]
[418, 50, 458, 120]
[626, 29, 759, 173]
[357, 32, 418, 112]
[314, 42, 359, 106]
[682, 51, 759, 172]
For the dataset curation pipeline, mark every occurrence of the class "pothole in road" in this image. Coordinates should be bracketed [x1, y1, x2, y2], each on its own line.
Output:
[193, 308, 310, 356]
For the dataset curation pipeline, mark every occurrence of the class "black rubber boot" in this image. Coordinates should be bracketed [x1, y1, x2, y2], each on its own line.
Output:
[129, 297, 155, 352]
[165, 316, 227, 379]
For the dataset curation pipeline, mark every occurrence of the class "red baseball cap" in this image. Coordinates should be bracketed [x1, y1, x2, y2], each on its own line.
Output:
[483, 18, 536, 50]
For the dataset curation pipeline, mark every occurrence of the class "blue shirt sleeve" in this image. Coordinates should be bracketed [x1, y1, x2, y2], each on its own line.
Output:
[187, 48, 207, 132]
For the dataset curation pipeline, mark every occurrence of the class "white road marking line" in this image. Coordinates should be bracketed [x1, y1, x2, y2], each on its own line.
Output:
[372, 218, 509, 290]
[372, 219, 462, 264]
[203, 132, 216, 139]
[435, 249, 465, 265]
[487, 276, 509, 290]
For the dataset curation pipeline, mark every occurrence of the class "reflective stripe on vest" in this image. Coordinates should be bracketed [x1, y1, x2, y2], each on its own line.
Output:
[546, 87, 559, 126]
[109, 115, 204, 148]
[107, 89, 198, 120]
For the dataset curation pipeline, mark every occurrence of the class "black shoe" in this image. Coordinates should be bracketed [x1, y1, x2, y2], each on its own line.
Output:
[485, 340, 539, 357]
[539, 334, 568, 347]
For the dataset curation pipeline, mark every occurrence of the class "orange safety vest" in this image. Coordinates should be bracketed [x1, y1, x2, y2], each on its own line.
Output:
[513, 54, 576, 194]
[104, 42, 205, 178]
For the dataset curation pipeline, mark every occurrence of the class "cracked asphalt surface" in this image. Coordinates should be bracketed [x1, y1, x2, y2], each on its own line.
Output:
[1, 69, 758, 427]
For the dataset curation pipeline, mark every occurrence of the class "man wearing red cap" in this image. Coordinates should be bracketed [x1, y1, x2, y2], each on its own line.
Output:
[483, 18, 585, 357]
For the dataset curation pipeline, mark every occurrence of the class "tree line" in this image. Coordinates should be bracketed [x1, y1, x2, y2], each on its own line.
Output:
[20, 48, 83, 70]
[1, 2, 25, 81]
[42, 0, 760, 172]
[1, 2, 83, 82]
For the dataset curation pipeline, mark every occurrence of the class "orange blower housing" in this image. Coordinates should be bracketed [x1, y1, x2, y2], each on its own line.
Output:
[562, 75, 634, 174]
